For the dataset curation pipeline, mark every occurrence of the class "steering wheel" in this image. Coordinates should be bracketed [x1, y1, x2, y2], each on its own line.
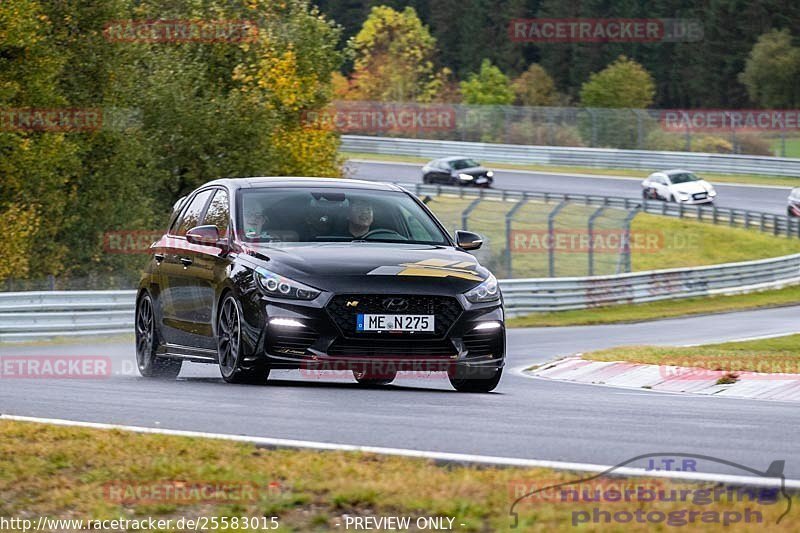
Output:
[359, 228, 407, 240]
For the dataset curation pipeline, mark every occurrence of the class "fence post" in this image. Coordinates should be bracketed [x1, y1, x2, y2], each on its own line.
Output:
[461, 196, 483, 230]
[588, 206, 607, 276]
[504, 198, 528, 278]
[618, 208, 641, 274]
[548, 200, 569, 277]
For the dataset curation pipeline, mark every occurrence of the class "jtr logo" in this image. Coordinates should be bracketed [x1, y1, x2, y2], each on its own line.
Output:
[645, 458, 697, 472]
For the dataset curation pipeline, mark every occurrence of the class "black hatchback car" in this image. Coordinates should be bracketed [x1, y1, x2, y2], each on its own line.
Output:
[421, 157, 494, 187]
[135, 177, 505, 392]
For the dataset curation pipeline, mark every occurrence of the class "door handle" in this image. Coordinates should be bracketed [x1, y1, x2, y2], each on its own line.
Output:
[179, 257, 193, 267]
[153, 253, 165, 263]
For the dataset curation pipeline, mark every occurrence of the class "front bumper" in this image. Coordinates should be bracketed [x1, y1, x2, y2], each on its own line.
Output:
[675, 192, 716, 204]
[252, 294, 505, 373]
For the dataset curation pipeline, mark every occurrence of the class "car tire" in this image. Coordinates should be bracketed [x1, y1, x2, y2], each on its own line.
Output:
[352, 368, 397, 386]
[217, 293, 269, 384]
[135, 292, 182, 379]
[641, 189, 649, 200]
[448, 367, 502, 393]
[669, 194, 676, 202]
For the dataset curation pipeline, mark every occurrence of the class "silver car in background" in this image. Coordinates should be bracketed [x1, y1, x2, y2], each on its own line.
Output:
[788, 188, 800, 217]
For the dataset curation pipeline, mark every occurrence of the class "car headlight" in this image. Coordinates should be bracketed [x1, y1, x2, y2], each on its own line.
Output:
[464, 273, 500, 303]
[458, 173, 474, 181]
[255, 267, 320, 300]
[486, 171, 494, 177]
[677, 191, 690, 200]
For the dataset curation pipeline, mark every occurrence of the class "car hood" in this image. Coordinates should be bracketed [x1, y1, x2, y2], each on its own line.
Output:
[244, 242, 490, 294]
[454, 166, 491, 176]
[670, 180, 713, 194]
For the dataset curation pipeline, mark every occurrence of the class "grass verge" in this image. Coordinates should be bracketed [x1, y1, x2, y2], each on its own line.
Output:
[343, 151, 800, 188]
[583, 333, 800, 375]
[0, 420, 793, 531]
[507, 284, 800, 328]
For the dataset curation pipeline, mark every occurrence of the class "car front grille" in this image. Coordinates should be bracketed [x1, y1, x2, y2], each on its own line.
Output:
[693, 192, 707, 200]
[327, 337, 457, 358]
[326, 294, 462, 338]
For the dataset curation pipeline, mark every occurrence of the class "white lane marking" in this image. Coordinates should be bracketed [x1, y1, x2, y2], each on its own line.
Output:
[681, 331, 800, 347]
[2, 414, 798, 489]
[347, 159, 794, 190]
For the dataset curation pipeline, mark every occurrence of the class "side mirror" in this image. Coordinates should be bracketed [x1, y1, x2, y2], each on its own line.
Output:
[455, 230, 483, 251]
[185, 225, 221, 246]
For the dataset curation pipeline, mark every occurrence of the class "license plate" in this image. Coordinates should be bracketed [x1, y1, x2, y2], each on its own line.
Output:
[693, 192, 707, 199]
[356, 314, 434, 332]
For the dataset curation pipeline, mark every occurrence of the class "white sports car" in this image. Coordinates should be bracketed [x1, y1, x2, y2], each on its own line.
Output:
[788, 188, 800, 217]
[641, 170, 717, 205]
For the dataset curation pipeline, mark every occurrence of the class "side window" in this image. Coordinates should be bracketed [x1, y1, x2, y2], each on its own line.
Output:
[203, 189, 230, 235]
[175, 190, 213, 236]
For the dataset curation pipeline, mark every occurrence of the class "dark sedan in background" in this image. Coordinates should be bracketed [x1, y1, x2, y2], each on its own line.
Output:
[135, 177, 505, 392]
[422, 157, 494, 187]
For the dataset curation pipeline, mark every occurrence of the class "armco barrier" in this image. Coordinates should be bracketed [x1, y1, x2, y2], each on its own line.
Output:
[0, 290, 136, 342]
[500, 253, 800, 316]
[343, 135, 800, 178]
[2, 252, 799, 340]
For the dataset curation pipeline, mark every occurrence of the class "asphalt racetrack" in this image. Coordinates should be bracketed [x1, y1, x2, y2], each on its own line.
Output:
[2, 305, 799, 480]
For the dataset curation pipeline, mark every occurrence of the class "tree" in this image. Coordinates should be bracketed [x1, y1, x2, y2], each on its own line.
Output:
[512, 64, 560, 106]
[345, 6, 445, 102]
[740, 29, 800, 108]
[580, 56, 655, 108]
[578, 56, 655, 149]
[0, 0, 345, 284]
[460, 59, 515, 105]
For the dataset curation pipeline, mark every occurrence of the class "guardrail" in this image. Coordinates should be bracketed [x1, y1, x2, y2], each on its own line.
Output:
[343, 135, 800, 178]
[0, 291, 135, 342]
[3, 252, 799, 340]
[500, 253, 800, 315]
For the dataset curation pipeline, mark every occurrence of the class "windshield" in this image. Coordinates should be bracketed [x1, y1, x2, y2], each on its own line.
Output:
[449, 159, 479, 170]
[237, 188, 450, 245]
[669, 173, 701, 184]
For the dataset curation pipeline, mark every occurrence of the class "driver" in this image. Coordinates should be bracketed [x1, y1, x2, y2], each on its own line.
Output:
[347, 198, 373, 238]
[243, 206, 269, 238]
